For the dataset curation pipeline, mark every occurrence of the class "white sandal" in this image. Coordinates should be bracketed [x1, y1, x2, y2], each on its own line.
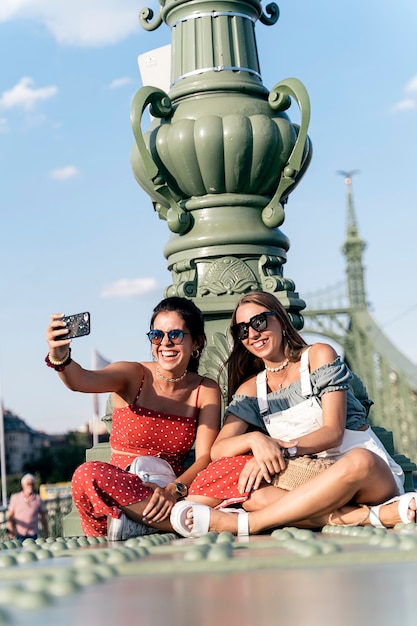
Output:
[170, 500, 249, 538]
[369, 492, 417, 528]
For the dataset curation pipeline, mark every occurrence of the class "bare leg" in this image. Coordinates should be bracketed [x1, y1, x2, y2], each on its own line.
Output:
[186, 449, 405, 534]
[122, 500, 174, 533]
[244, 449, 400, 533]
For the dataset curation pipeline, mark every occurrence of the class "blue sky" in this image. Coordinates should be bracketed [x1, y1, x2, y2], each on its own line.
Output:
[1, 0, 416, 434]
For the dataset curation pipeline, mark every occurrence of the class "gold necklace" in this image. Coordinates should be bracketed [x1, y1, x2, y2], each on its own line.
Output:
[156, 366, 188, 383]
[265, 358, 289, 373]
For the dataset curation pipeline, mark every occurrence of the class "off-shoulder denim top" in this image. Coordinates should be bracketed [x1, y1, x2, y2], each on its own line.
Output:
[225, 356, 369, 433]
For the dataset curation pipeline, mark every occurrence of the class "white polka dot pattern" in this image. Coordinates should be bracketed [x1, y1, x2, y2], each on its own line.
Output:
[71, 394, 198, 536]
[188, 454, 253, 508]
[72, 461, 153, 536]
[110, 402, 196, 474]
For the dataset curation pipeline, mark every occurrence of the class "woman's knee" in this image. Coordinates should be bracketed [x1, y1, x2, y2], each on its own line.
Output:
[337, 449, 379, 481]
[72, 461, 108, 486]
[245, 485, 286, 510]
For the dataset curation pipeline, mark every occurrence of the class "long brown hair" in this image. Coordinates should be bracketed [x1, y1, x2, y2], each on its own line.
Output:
[226, 291, 307, 401]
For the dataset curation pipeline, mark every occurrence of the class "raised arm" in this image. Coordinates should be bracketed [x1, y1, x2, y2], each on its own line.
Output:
[45, 313, 135, 395]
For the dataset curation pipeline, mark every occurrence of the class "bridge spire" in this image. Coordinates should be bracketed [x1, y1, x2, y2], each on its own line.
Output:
[338, 171, 367, 310]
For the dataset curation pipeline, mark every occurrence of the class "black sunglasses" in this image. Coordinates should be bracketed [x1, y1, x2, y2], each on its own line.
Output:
[147, 329, 190, 345]
[232, 311, 276, 341]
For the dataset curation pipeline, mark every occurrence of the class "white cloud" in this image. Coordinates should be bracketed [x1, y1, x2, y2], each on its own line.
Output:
[100, 278, 159, 298]
[404, 74, 417, 94]
[0, 0, 147, 47]
[107, 77, 133, 90]
[49, 165, 80, 180]
[391, 74, 417, 113]
[0, 77, 57, 111]
[391, 98, 416, 113]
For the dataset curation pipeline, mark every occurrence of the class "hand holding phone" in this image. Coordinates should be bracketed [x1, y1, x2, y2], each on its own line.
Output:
[61, 312, 91, 339]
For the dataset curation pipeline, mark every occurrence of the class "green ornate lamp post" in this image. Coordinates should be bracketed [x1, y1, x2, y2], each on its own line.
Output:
[131, 0, 312, 385]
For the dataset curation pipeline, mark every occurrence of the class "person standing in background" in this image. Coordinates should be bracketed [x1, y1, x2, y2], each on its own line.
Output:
[7, 474, 49, 541]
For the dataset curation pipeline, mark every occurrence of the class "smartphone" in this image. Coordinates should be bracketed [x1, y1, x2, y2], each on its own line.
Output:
[61, 312, 91, 339]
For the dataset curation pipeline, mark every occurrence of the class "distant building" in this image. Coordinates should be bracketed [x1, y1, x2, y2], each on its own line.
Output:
[3, 409, 51, 475]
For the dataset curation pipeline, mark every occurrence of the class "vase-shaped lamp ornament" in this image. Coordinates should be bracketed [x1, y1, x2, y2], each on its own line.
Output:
[63, 0, 314, 538]
[131, 0, 312, 366]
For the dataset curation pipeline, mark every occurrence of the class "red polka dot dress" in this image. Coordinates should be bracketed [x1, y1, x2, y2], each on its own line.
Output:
[72, 374, 199, 536]
[188, 454, 254, 508]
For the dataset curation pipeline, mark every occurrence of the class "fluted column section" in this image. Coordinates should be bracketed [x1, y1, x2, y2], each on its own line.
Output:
[132, 0, 312, 385]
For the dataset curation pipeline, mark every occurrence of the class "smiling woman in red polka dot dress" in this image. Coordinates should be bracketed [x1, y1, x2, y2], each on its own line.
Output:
[45, 297, 221, 539]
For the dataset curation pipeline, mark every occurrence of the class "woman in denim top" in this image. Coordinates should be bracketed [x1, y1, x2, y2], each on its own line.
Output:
[170, 291, 416, 537]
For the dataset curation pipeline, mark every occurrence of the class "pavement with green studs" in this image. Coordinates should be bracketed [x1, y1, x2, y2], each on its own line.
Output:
[0, 524, 417, 625]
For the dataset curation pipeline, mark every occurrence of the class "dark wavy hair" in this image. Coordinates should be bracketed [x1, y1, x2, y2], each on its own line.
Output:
[150, 297, 206, 373]
[226, 291, 307, 401]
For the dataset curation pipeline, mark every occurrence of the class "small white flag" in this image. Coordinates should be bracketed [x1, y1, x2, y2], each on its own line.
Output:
[92, 349, 111, 370]
[91, 349, 112, 445]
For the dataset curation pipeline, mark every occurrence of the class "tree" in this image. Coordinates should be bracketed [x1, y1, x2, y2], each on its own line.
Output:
[23, 431, 91, 484]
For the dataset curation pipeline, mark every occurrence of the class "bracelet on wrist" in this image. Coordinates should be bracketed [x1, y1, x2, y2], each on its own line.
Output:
[45, 348, 72, 371]
[47, 348, 71, 366]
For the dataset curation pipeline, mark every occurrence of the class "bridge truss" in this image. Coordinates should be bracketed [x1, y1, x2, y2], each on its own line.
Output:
[300, 175, 417, 462]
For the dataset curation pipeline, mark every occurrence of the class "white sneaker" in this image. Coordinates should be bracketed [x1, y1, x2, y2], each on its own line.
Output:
[107, 513, 158, 541]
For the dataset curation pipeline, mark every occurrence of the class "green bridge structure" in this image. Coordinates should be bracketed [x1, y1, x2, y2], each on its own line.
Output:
[303, 173, 417, 468]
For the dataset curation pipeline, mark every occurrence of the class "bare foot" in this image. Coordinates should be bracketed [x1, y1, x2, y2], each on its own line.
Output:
[328, 504, 370, 527]
[329, 494, 417, 528]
